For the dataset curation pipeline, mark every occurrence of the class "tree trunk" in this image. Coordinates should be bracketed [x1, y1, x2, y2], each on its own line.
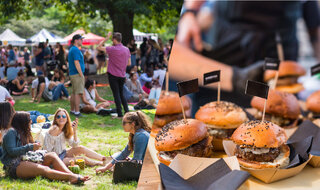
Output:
[110, 12, 134, 46]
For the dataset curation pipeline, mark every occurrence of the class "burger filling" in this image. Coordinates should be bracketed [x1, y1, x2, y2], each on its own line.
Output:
[208, 128, 236, 139]
[268, 76, 298, 87]
[158, 136, 213, 162]
[235, 145, 280, 162]
[308, 112, 320, 120]
[254, 110, 294, 127]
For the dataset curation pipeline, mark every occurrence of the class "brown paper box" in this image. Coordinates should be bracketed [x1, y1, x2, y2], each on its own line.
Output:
[309, 156, 320, 167]
[169, 154, 240, 179]
[223, 140, 311, 183]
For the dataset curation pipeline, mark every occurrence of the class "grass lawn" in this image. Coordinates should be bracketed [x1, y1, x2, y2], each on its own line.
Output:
[0, 85, 154, 190]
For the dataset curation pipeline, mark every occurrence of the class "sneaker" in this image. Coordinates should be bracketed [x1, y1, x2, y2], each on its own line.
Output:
[74, 112, 83, 118]
[70, 111, 75, 115]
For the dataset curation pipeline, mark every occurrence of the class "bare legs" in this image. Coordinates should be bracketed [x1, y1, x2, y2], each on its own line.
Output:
[16, 152, 89, 183]
[71, 94, 81, 112]
[63, 145, 106, 166]
[81, 102, 110, 113]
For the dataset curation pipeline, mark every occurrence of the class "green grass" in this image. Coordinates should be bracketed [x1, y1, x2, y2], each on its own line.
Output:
[0, 86, 154, 190]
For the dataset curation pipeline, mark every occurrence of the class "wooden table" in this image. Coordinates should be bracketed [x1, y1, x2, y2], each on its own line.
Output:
[137, 149, 162, 190]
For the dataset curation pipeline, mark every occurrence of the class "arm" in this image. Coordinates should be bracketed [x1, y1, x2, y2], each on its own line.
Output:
[14, 79, 26, 90]
[132, 133, 149, 161]
[169, 42, 233, 91]
[140, 74, 153, 83]
[35, 83, 46, 103]
[127, 57, 131, 66]
[111, 144, 132, 164]
[95, 89, 107, 102]
[74, 60, 84, 78]
[68, 118, 79, 147]
[97, 32, 112, 52]
[2, 130, 34, 157]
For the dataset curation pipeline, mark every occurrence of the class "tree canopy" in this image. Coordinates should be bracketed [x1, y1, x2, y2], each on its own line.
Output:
[0, 0, 182, 44]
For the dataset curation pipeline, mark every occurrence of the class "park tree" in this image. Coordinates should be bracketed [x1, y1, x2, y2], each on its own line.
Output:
[0, 0, 182, 45]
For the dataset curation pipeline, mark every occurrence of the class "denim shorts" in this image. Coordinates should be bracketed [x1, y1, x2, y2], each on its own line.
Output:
[3, 157, 21, 179]
[58, 150, 67, 161]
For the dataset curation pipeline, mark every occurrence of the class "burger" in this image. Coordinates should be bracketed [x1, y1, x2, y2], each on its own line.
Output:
[195, 101, 248, 150]
[151, 91, 191, 137]
[264, 61, 306, 94]
[251, 89, 300, 127]
[231, 120, 290, 169]
[155, 119, 213, 166]
[306, 90, 320, 120]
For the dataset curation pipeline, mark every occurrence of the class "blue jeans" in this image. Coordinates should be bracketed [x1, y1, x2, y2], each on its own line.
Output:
[52, 84, 69, 101]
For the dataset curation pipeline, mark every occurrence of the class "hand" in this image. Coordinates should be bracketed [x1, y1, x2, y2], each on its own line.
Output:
[177, 12, 203, 52]
[33, 142, 41, 151]
[72, 118, 79, 132]
[232, 61, 265, 93]
[107, 32, 112, 38]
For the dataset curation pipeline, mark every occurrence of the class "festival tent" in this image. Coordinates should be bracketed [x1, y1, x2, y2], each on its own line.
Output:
[0, 28, 26, 46]
[133, 29, 158, 43]
[28, 28, 68, 45]
[64, 29, 105, 45]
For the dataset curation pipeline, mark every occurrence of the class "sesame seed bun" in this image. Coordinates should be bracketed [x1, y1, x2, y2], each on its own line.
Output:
[251, 89, 300, 120]
[264, 61, 306, 82]
[155, 119, 207, 151]
[195, 101, 248, 129]
[306, 90, 320, 113]
[155, 91, 191, 115]
[231, 120, 287, 148]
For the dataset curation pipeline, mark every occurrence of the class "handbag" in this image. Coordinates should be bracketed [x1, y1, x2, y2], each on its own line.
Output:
[111, 151, 143, 184]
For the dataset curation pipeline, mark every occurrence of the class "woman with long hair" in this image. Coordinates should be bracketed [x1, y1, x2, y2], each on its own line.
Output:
[43, 108, 106, 166]
[96, 111, 151, 174]
[1, 111, 90, 184]
[0, 102, 15, 148]
[125, 72, 148, 102]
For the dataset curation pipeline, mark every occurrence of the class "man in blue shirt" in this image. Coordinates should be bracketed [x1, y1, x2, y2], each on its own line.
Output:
[68, 34, 85, 117]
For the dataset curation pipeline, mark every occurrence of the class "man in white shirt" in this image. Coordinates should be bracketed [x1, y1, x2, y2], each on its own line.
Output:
[153, 63, 166, 86]
[0, 85, 13, 102]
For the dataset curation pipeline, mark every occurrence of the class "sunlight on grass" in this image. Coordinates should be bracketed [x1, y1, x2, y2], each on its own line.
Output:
[0, 86, 154, 190]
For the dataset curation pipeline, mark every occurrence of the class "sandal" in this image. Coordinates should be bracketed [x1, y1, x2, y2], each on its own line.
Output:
[70, 175, 90, 185]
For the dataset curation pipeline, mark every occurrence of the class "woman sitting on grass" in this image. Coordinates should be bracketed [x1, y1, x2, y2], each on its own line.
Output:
[80, 79, 110, 115]
[0, 102, 16, 156]
[9, 70, 29, 96]
[96, 111, 151, 174]
[43, 108, 106, 166]
[1, 110, 89, 184]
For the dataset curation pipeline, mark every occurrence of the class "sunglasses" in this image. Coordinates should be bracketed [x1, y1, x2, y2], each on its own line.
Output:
[57, 115, 67, 119]
[122, 120, 132, 125]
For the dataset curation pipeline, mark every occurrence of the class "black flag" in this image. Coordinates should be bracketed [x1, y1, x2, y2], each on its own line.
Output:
[203, 70, 221, 85]
[245, 80, 269, 99]
[177, 79, 199, 97]
[311, 63, 320, 76]
[264, 57, 280, 71]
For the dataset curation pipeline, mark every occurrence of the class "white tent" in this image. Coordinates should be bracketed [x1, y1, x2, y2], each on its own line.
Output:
[28, 29, 68, 45]
[0, 28, 26, 46]
[133, 29, 158, 43]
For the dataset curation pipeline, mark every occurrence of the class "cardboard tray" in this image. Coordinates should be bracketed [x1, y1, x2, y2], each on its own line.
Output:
[223, 140, 312, 183]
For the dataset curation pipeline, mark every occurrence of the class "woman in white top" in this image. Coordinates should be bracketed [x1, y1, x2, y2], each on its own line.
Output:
[80, 79, 110, 114]
[43, 108, 106, 166]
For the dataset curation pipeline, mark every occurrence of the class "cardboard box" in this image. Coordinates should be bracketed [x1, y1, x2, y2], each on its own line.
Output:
[223, 140, 311, 183]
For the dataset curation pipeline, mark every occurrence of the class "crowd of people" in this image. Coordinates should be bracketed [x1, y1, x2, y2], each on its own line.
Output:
[0, 32, 172, 184]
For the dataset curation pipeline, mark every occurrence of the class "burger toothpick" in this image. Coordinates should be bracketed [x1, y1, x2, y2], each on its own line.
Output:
[203, 70, 221, 103]
[245, 80, 269, 122]
[273, 32, 284, 89]
[165, 71, 169, 95]
[177, 79, 199, 121]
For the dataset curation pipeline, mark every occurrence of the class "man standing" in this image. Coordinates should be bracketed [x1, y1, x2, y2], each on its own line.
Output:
[97, 32, 131, 118]
[68, 34, 85, 117]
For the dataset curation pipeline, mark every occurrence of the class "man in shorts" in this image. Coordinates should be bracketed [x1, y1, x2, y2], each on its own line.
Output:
[68, 34, 85, 117]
